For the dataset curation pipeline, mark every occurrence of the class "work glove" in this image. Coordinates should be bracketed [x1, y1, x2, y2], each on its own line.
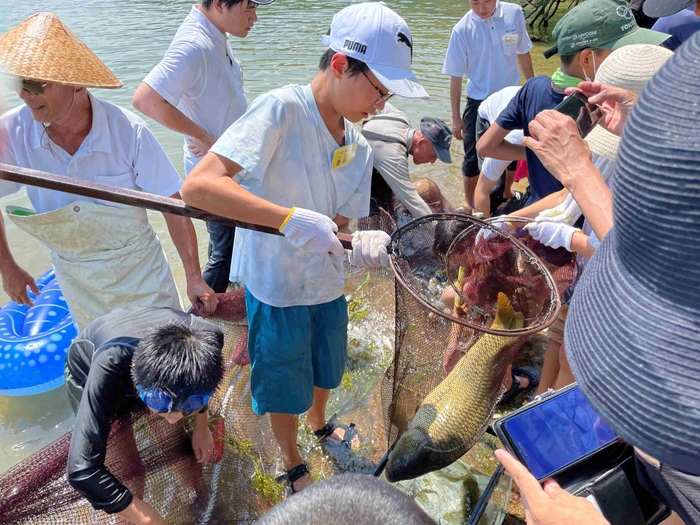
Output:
[534, 193, 582, 226]
[588, 230, 601, 250]
[349, 230, 391, 268]
[524, 221, 580, 251]
[279, 207, 345, 256]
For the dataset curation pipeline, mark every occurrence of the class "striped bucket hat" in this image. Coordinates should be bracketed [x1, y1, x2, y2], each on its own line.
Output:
[566, 32, 700, 475]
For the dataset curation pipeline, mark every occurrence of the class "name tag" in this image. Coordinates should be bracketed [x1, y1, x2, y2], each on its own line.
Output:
[502, 34, 518, 46]
[331, 144, 357, 170]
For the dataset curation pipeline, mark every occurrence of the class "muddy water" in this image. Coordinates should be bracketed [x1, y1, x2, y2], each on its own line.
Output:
[0, 0, 556, 521]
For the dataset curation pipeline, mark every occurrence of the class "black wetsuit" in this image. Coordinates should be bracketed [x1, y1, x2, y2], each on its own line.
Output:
[64, 306, 223, 514]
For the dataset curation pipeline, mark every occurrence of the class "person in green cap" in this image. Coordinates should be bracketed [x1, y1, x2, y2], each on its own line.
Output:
[477, 0, 669, 205]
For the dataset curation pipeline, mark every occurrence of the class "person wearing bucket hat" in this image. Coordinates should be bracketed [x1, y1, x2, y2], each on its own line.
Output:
[0, 13, 217, 330]
[496, 33, 700, 525]
[478, 0, 670, 208]
[181, 2, 427, 494]
[648, 0, 700, 51]
[134, 0, 276, 295]
[361, 103, 452, 219]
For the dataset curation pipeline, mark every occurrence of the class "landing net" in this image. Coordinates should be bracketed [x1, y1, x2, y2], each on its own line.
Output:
[380, 212, 577, 450]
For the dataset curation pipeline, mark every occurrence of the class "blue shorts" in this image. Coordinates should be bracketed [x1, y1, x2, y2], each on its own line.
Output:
[245, 290, 348, 416]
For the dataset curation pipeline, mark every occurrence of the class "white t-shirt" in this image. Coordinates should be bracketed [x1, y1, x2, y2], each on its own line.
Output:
[0, 94, 183, 213]
[143, 5, 247, 174]
[210, 84, 373, 307]
[477, 85, 524, 181]
[361, 103, 432, 218]
[442, 1, 532, 101]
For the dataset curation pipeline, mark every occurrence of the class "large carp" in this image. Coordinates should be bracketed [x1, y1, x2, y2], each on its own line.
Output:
[385, 293, 525, 482]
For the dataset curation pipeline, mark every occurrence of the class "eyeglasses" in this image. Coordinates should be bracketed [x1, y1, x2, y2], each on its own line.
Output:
[137, 385, 213, 415]
[14, 78, 50, 95]
[361, 70, 394, 103]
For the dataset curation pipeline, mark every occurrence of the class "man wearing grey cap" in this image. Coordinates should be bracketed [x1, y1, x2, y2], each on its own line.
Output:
[362, 104, 452, 219]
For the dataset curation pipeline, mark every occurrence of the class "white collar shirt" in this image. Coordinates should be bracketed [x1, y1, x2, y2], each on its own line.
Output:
[0, 93, 183, 214]
[442, 1, 532, 101]
[143, 5, 247, 173]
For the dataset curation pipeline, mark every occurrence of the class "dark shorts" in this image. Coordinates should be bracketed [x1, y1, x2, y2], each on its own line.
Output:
[245, 290, 349, 416]
[462, 97, 485, 178]
[635, 452, 700, 524]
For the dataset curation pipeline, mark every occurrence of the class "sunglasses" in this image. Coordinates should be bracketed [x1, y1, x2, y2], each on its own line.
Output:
[137, 385, 213, 415]
[14, 78, 50, 95]
[361, 70, 394, 103]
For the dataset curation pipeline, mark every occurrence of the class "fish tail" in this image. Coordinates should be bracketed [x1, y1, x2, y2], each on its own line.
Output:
[491, 293, 524, 331]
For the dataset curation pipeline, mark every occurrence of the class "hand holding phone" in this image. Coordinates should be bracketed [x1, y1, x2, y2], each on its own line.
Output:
[494, 385, 619, 481]
[554, 90, 604, 138]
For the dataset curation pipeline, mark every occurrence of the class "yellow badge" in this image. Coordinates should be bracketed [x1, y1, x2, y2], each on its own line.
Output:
[331, 143, 357, 170]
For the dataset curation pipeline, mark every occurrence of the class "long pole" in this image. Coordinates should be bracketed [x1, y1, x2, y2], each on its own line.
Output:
[0, 163, 353, 249]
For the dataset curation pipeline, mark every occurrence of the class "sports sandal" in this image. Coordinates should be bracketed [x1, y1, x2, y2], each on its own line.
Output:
[275, 462, 310, 495]
[311, 413, 358, 449]
[500, 366, 541, 404]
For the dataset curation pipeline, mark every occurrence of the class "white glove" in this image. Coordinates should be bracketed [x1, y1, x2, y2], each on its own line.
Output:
[349, 230, 391, 268]
[524, 221, 580, 251]
[535, 193, 582, 226]
[279, 207, 345, 256]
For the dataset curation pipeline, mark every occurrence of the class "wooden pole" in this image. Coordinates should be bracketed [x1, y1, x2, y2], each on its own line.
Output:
[0, 163, 353, 249]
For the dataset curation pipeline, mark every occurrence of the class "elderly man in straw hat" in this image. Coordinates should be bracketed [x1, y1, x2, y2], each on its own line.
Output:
[0, 13, 217, 330]
[496, 32, 700, 525]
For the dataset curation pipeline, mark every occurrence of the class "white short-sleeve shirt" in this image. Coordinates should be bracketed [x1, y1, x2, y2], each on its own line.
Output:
[0, 94, 183, 213]
[143, 5, 247, 174]
[477, 85, 524, 181]
[442, 1, 532, 101]
[211, 84, 373, 308]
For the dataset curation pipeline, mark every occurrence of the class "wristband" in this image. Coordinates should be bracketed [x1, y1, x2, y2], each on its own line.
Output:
[279, 207, 296, 232]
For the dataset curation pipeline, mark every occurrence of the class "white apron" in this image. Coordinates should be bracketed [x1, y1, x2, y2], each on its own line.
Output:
[7, 201, 182, 330]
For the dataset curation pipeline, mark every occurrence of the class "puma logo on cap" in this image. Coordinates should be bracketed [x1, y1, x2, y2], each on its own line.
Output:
[343, 39, 367, 54]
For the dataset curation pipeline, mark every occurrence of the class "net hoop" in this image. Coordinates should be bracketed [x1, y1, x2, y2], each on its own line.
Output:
[388, 213, 561, 336]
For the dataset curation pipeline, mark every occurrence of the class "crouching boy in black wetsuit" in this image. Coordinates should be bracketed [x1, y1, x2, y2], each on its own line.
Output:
[64, 306, 224, 525]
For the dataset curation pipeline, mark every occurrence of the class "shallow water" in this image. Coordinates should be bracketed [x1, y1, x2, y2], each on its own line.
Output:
[0, 0, 555, 520]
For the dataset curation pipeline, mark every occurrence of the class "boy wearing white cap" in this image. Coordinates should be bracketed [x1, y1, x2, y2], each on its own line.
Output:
[134, 0, 276, 294]
[182, 2, 427, 493]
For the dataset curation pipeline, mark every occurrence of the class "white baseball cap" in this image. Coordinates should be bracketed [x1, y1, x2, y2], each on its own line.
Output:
[321, 2, 429, 100]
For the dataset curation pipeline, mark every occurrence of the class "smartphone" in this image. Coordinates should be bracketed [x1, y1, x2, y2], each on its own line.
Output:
[553, 90, 604, 138]
[493, 385, 620, 481]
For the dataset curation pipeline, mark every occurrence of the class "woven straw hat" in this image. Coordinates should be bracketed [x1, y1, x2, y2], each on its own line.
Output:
[586, 45, 673, 162]
[566, 32, 700, 475]
[0, 12, 122, 89]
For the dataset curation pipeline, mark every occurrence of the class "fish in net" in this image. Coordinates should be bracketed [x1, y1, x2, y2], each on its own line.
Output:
[379, 214, 576, 482]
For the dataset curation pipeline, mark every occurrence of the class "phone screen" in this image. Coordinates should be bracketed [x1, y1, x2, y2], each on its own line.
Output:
[503, 387, 617, 480]
[553, 91, 603, 138]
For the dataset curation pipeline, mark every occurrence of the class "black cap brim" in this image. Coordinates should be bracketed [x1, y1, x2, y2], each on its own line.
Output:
[643, 0, 694, 17]
[543, 45, 559, 59]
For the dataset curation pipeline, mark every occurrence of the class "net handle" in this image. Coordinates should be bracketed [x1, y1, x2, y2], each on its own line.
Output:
[388, 213, 561, 336]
